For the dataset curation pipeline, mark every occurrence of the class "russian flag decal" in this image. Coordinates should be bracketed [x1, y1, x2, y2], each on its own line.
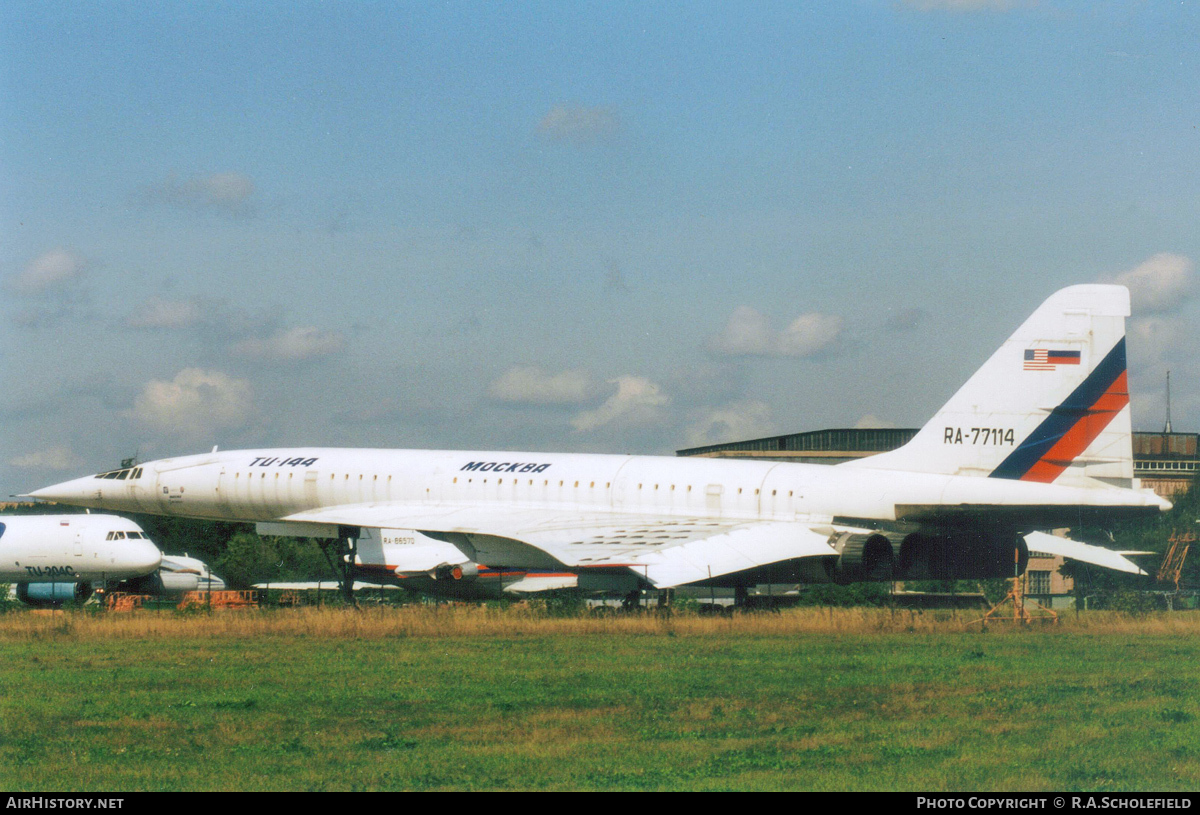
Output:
[1024, 348, 1082, 370]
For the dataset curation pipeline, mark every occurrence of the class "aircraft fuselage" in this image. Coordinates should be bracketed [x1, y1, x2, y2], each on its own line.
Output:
[31, 447, 1166, 533]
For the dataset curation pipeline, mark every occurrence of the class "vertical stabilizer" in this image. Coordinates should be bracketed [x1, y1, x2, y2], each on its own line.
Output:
[848, 285, 1133, 485]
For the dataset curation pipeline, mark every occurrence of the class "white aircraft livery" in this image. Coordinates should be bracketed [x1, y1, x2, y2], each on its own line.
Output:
[29, 285, 1169, 595]
[0, 514, 163, 605]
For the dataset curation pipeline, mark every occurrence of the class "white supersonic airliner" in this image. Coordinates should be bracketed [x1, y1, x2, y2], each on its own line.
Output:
[28, 285, 1170, 600]
[0, 514, 163, 605]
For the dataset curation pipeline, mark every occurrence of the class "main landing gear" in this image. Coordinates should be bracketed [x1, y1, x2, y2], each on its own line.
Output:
[318, 525, 361, 606]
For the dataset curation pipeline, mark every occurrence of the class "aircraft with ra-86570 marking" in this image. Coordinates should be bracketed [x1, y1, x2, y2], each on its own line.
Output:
[29, 285, 1169, 601]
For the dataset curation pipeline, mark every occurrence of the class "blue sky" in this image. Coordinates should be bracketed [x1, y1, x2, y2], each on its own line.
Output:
[3, 1, 1199, 493]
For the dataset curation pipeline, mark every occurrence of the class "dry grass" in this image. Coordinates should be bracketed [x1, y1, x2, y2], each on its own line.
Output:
[3, 604, 1199, 641]
[3, 604, 1198, 790]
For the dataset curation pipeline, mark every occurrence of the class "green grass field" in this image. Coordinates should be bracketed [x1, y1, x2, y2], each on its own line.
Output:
[1, 607, 1198, 791]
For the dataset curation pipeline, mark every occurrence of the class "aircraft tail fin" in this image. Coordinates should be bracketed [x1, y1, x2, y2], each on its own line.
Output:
[848, 284, 1133, 485]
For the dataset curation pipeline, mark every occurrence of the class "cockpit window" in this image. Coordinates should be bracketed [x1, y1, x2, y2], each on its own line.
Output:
[95, 467, 142, 480]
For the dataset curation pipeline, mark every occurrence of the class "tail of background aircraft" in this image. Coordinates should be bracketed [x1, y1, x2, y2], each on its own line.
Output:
[849, 284, 1133, 487]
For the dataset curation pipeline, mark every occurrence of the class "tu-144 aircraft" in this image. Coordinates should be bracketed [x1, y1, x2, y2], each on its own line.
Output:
[29, 285, 1170, 602]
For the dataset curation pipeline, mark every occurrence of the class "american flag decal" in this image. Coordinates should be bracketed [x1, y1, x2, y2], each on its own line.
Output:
[1024, 349, 1081, 371]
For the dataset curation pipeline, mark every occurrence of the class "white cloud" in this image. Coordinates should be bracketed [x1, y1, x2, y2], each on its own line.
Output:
[684, 401, 776, 448]
[1127, 316, 1188, 370]
[9, 249, 86, 294]
[571, 376, 669, 433]
[231, 327, 347, 362]
[1103, 253, 1194, 315]
[128, 369, 254, 439]
[776, 313, 845, 357]
[709, 306, 844, 358]
[488, 366, 598, 405]
[538, 105, 620, 145]
[708, 306, 775, 356]
[853, 414, 897, 429]
[127, 297, 206, 330]
[8, 446, 83, 471]
[142, 172, 256, 214]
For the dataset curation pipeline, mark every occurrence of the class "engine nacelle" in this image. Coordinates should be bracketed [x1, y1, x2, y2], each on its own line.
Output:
[829, 532, 903, 583]
[433, 562, 480, 581]
[16, 582, 93, 607]
[820, 530, 1030, 583]
[895, 532, 1028, 581]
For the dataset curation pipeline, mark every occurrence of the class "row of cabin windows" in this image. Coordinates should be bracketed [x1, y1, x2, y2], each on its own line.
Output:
[105, 531, 148, 540]
[228, 472, 795, 500]
[92, 466, 793, 501]
[231, 473, 409, 482]
[446, 477, 792, 498]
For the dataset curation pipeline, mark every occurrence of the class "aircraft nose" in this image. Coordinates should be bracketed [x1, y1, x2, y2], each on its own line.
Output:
[130, 539, 163, 573]
[26, 476, 104, 507]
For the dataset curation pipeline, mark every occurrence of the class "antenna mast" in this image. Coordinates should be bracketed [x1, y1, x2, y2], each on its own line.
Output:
[1165, 370, 1173, 434]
